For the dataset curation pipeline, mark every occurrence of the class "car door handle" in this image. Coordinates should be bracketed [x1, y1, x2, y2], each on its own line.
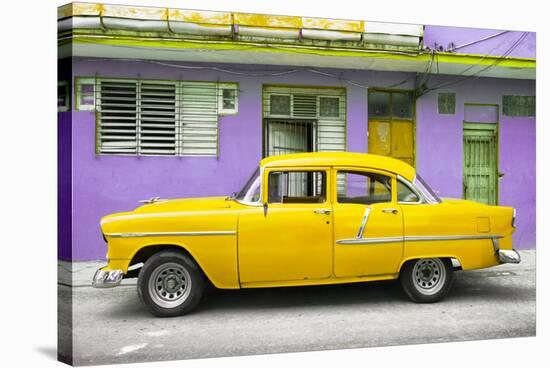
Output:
[314, 209, 331, 215]
[382, 208, 398, 214]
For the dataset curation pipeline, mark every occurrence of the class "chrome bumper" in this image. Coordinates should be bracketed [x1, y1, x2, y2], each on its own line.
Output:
[498, 249, 521, 264]
[92, 269, 124, 288]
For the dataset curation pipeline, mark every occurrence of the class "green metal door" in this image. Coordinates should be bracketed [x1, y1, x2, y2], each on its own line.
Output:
[463, 123, 498, 205]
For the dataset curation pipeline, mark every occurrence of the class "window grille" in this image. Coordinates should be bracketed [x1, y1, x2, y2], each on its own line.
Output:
[503, 95, 535, 117]
[438, 93, 456, 115]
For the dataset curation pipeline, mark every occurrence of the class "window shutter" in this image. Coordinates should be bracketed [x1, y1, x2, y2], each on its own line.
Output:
[318, 95, 346, 152]
[139, 82, 177, 155]
[180, 82, 219, 156]
[292, 94, 317, 117]
[97, 80, 138, 154]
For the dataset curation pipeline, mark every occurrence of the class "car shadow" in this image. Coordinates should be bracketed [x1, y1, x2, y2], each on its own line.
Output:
[198, 280, 403, 313]
[196, 273, 533, 314]
[100, 272, 533, 318]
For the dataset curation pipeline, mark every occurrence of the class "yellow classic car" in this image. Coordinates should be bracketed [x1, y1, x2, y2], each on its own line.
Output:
[93, 152, 520, 317]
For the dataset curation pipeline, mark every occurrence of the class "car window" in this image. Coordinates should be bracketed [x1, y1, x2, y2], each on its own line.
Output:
[397, 180, 420, 203]
[337, 171, 392, 205]
[235, 167, 261, 203]
[268, 171, 326, 204]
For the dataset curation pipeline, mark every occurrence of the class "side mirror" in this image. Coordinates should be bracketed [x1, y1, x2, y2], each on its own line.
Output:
[263, 202, 268, 217]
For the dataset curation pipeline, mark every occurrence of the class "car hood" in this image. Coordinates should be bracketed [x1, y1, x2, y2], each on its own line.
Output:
[133, 196, 233, 214]
[100, 196, 233, 224]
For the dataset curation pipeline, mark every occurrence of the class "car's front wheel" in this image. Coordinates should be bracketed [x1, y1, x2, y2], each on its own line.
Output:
[137, 251, 205, 317]
[399, 258, 454, 303]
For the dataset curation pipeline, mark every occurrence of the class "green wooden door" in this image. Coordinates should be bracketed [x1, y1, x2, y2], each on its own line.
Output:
[463, 123, 498, 205]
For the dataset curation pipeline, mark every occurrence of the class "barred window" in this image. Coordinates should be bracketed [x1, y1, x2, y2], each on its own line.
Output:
[438, 92, 456, 115]
[75, 78, 95, 111]
[218, 83, 238, 115]
[263, 86, 347, 157]
[87, 78, 238, 156]
[503, 95, 535, 117]
[319, 97, 340, 118]
[58, 81, 70, 112]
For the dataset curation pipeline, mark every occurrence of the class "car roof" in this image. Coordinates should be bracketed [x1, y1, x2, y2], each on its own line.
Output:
[260, 152, 416, 181]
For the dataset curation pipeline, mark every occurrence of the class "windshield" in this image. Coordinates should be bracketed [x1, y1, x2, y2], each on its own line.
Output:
[413, 174, 441, 204]
[235, 167, 261, 204]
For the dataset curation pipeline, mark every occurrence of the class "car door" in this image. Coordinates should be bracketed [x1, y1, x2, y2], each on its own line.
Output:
[238, 167, 333, 284]
[332, 167, 404, 277]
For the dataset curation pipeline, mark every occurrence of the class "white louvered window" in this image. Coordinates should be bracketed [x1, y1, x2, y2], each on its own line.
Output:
[180, 82, 219, 156]
[292, 94, 317, 118]
[93, 78, 229, 156]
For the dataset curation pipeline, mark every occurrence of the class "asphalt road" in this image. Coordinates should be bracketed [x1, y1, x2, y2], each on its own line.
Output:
[59, 251, 536, 366]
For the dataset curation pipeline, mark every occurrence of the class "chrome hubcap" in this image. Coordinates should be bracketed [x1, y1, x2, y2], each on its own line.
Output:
[148, 262, 192, 308]
[412, 258, 446, 296]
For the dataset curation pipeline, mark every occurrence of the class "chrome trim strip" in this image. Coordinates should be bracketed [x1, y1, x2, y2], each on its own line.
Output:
[356, 207, 371, 238]
[404, 234, 503, 242]
[397, 175, 424, 204]
[105, 231, 237, 238]
[337, 237, 402, 245]
[336, 234, 503, 246]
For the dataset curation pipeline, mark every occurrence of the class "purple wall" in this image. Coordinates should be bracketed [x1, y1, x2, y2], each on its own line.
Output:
[58, 112, 72, 260]
[424, 26, 535, 58]
[416, 76, 536, 249]
[60, 58, 535, 260]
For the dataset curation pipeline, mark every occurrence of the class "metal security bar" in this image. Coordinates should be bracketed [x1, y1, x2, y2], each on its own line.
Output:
[95, 78, 223, 156]
[264, 119, 317, 157]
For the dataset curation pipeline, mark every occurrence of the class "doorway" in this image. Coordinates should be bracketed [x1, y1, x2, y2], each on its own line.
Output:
[463, 104, 499, 205]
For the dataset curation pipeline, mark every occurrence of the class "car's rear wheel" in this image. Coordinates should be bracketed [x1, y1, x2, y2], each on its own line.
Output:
[137, 251, 205, 317]
[400, 258, 454, 303]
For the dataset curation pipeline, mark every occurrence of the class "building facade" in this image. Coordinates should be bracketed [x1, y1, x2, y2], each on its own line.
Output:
[58, 3, 536, 261]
